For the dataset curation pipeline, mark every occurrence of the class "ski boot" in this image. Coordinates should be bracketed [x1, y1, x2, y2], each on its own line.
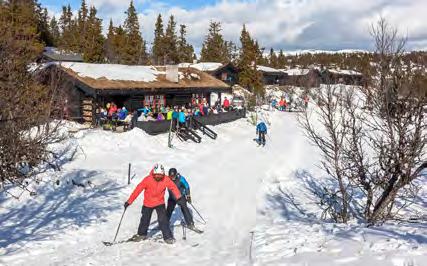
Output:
[128, 234, 147, 242]
[164, 238, 176, 244]
[187, 223, 196, 230]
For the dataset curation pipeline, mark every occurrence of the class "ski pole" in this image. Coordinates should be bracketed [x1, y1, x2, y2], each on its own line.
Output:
[112, 208, 127, 243]
[181, 218, 186, 240]
[189, 202, 206, 225]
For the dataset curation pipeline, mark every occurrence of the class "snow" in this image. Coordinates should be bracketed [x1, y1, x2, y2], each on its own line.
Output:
[282, 68, 310, 76]
[328, 69, 363, 76]
[0, 104, 426, 265]
[187, 62, 223, 72]
[60, 62, 159, 82]
[257, 65, 281, 73]
[284, 49, 370, 56]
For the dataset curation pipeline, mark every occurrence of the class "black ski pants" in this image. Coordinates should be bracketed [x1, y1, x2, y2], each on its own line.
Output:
[258, 131, 266, 145]
[137, 204, 172, 240]
[166, 197, 194, 226]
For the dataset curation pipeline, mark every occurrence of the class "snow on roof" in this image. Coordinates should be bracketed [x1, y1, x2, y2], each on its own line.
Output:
[328, 69, 362, 76]
[60, 62, 159, 82]
[281, 69, 310, 76]
[178, 63, 192, 68]
[43, 47, 83, 62]
[256, 65, 282, 73]
[190, 62, 223, 72]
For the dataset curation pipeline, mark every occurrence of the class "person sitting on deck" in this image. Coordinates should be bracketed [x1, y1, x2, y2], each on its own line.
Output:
[223, 97, 230, 111]
[146, 113, 156, 121]
[118, 107, 128, 120]
[271, 99, 278, 109]
[157, 113, 165, 121]
[108, 103, 118, 117]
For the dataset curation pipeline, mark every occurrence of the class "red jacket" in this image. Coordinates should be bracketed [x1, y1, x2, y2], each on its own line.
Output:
[126, 171, 181, 208]
[223, 99, 230, 108]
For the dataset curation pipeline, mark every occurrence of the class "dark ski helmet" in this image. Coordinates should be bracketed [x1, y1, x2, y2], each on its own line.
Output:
[168, 168, 177, 178]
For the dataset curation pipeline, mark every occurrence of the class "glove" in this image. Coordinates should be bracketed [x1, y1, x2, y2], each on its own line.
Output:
[177, 196, 186, 206]
[124, 201, 130, 209]
[186, 195, 192, 204]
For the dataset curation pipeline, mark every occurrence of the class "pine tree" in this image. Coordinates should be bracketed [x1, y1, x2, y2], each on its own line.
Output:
[76, 0, 89, 52]
[152, 14, 165, 65]
[35, 6, 54, 46]
[49, 16, 60, 46]
[59, 4, 76, 51]
[105, 19, 117, 62]
[200, 21, 228, 63]
[122, 0, 147, 65]
[163, 15, 179, 64]
[177, 24, 194, 63]
[237, 25, 263, 96]
[83, 6, 104, 62]
[254, 41, 267, 65]
[225, 41, 238, 63]
[277, 49, 286, 68]
[269, 48, 278, 68]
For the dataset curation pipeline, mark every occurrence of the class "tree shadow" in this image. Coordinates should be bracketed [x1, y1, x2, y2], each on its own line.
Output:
[0, 169, 125, 255]
[263, 169, 427, 245]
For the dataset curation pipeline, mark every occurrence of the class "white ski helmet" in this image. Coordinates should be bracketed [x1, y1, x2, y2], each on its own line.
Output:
[153, 163, 165, 175]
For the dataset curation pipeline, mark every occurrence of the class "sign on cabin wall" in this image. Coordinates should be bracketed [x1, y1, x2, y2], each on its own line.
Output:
[144, 95, 166, 107]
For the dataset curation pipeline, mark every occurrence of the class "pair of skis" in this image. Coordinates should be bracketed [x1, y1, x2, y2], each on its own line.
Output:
[253, 138, 266, 147]
[103, 224, 203, 246]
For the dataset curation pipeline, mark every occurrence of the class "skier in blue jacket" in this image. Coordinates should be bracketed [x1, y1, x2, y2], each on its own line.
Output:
[166, 168, 195, 229]
[256, 120, 268, 146]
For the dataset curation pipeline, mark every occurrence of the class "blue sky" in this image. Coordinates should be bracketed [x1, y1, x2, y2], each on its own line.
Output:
[40, 0, 220, 12]
[39, 0, 427, 52]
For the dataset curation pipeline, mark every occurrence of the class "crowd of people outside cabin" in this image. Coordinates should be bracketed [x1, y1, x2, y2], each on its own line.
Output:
[134, 96, 237, 130]
[95, 102, 133, 128]
[270, 92, 309, 112]
[94, 96, 242, 131]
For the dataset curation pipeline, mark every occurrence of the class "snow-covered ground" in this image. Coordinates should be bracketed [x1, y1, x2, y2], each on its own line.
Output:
[0, 111, 426, 265]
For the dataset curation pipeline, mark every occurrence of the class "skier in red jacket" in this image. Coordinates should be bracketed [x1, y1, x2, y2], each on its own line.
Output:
[124, 164, 184, 244]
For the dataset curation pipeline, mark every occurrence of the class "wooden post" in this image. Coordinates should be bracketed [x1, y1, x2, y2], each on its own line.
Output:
[128, 163, 131, 185]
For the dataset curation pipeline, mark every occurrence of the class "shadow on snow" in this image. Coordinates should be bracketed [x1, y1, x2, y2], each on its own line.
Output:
[263, 169, 427, 245]
[0, 169, 125, 255]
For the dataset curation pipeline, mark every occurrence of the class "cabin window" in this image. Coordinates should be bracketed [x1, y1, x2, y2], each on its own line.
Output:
[221, 72, 228, 81]
[144, 95, 165, 108]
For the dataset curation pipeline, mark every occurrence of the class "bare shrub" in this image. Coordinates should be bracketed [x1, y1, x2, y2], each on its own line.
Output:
[300, 18, 427, 224]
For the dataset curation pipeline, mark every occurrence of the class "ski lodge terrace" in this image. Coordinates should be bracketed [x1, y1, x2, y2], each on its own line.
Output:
[44, 62, 244, 134]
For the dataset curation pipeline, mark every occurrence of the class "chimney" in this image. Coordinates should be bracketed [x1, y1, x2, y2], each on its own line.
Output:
[166, 65, 179, 83]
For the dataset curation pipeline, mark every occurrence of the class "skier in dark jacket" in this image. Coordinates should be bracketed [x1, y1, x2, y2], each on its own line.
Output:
[256, 121, 267, 146]
[166, 168, 196, 230]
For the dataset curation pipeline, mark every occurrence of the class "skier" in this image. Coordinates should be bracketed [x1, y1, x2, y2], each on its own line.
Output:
[166, 168, 197, 230]
[124, 164, 185, 244]
[256, 120, 268, 146]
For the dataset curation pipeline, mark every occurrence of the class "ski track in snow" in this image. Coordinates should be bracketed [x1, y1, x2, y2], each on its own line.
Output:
[0, 111, 426, 266]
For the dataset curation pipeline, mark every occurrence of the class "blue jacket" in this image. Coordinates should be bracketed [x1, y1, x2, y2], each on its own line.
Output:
[118, 109, 127, 120]
[178, 112, 186, 123]
[168, 174, 190, 200]
[256, 122, 267, 133]
[172, 111, 179, 119]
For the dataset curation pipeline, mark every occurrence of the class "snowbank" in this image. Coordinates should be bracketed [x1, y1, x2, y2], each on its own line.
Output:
[1, 104, 426, 266]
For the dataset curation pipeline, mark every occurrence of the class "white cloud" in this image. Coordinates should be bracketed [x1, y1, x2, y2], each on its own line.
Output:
[50, 0, 427, 52]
